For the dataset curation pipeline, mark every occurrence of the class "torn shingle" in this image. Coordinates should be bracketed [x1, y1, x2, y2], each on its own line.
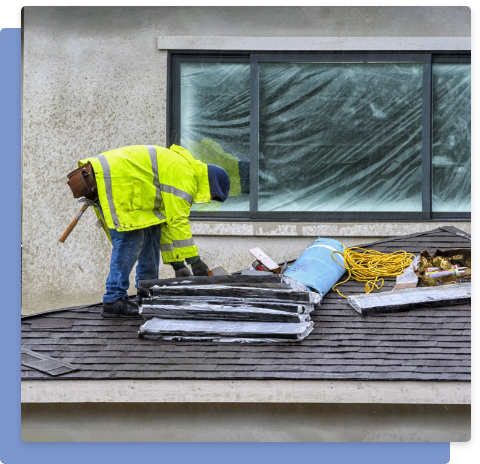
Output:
[21, 347, 80, 376]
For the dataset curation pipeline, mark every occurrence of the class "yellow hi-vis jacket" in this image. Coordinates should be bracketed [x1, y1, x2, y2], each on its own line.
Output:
[79, 144, 211, 264]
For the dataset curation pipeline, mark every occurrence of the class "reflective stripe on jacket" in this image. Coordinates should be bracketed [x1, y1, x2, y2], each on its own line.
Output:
[79, 144, 211, 263]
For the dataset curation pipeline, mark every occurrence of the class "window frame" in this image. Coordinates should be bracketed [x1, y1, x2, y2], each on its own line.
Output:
[167, 51, 471, 222]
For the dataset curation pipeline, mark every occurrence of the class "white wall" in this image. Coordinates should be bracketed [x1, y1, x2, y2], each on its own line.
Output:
[21, 7, 471, 314]
[21, 402, 471, 442]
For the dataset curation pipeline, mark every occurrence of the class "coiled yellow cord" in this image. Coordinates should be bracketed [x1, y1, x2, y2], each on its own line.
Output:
[331, 245, 416, 298]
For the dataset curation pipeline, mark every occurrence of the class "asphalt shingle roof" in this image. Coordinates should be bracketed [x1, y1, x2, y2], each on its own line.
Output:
[21, 226, 471, 381]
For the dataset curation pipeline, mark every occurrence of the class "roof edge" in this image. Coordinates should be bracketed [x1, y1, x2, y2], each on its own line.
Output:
[21, 379, 470, 405]
[356, 225, 470, 248]
[440, 225, 471, 240]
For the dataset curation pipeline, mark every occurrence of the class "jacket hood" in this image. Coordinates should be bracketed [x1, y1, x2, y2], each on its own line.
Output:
[207, 164, 230, 202]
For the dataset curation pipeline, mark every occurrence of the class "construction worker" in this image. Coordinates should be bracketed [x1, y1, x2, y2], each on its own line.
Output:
[77, 144, 230, 318]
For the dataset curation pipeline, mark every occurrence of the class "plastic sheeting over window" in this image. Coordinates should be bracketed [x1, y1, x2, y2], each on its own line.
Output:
[432, 64, 471, 212]
[258, 63, 423, 212]
[181, 63, 250, 212]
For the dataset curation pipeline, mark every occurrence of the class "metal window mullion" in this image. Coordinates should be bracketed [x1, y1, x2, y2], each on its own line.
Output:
[250, 55, 259, 215]
[166, 52, 173, 148]
[170, 55, 181, 147]
[422, 55, 433, 218]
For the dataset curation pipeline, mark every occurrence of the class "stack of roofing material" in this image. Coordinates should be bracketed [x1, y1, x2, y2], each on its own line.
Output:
[137, 275, 318, 343]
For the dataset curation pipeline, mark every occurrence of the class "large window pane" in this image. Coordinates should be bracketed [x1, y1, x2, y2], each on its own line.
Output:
[432, 64, 471, 212]
[258, 63, 423, 212]
[181, 63, 250, 211]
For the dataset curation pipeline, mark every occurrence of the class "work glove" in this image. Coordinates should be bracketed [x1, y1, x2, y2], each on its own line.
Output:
[191, 259, 210, 277]
[171, 261, 192, 278]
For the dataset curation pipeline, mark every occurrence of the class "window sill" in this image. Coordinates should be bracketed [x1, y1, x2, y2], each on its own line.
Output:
[158, 36, 471, 51]
[190, 221, 471, 237]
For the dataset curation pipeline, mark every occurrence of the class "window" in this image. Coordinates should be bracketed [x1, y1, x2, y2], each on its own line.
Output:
[168, 52, 471, 221]
[432, 61, 471, 213]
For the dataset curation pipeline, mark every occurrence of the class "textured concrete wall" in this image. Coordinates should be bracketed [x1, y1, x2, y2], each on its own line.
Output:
[21, 7, 471, 315]
[21, 402, 471, 442]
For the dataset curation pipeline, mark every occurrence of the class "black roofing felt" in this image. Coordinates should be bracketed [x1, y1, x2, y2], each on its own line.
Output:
[21, 227, 471, 381]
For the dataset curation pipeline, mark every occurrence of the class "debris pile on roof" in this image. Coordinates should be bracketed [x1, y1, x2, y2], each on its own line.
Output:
[396, 247, 472, 290]
[351, 245, 473, 314]
[138, 275, 319, 343]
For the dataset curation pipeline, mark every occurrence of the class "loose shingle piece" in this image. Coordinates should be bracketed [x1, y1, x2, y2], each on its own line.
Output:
[21, 347, 79, 376]
[21, 227, 471, 381]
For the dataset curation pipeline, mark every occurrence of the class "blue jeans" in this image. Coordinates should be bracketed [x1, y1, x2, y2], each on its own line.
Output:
[99, 207, 161, 303]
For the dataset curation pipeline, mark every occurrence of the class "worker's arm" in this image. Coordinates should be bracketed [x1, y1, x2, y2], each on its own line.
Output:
[161, 210, 210, 275]
[159, 176, 199, 265]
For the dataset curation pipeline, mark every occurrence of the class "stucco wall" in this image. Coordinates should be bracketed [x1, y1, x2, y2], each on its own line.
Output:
[21, 7, 471, 315]
[21, 402, 471, 442]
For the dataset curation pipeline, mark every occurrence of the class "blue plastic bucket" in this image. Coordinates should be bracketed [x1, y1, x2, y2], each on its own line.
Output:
[284, 238, 346, 301]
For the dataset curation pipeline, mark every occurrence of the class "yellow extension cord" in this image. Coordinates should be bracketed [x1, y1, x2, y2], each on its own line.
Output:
[331, 245, 416, 299]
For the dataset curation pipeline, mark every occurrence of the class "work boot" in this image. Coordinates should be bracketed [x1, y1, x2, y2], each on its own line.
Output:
[101, 296, 140, 318]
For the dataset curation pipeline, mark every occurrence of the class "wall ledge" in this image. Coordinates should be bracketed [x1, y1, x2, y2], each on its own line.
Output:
[22, 379, 470, 404]
[158, 36, 471, 51]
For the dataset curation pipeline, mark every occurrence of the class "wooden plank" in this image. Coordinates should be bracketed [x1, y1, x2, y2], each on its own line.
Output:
[142, 297, 313, 314]
[149, 285, 321, 304]
[139, 303, 310, 323]
[248, 247, 282, 274]
[139, 319, 314, 342]
[347, 283, 471, 315]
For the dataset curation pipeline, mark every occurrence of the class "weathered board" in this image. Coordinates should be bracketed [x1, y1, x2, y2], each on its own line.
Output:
[140, 303, 311, 323]
[138, 318, 314, 342]
[149, 285, 321, 304]
[141, 296, 313, 314]
[348, 282, 471, 315]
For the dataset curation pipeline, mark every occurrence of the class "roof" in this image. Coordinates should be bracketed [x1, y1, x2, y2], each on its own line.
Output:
[21, 226, 471, 382]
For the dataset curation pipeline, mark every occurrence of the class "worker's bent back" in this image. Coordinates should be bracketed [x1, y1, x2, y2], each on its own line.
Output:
[79, 144, 211, 263]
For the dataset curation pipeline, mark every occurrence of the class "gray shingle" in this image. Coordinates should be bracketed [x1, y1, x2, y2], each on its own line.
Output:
[21, 227, 471, 381]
